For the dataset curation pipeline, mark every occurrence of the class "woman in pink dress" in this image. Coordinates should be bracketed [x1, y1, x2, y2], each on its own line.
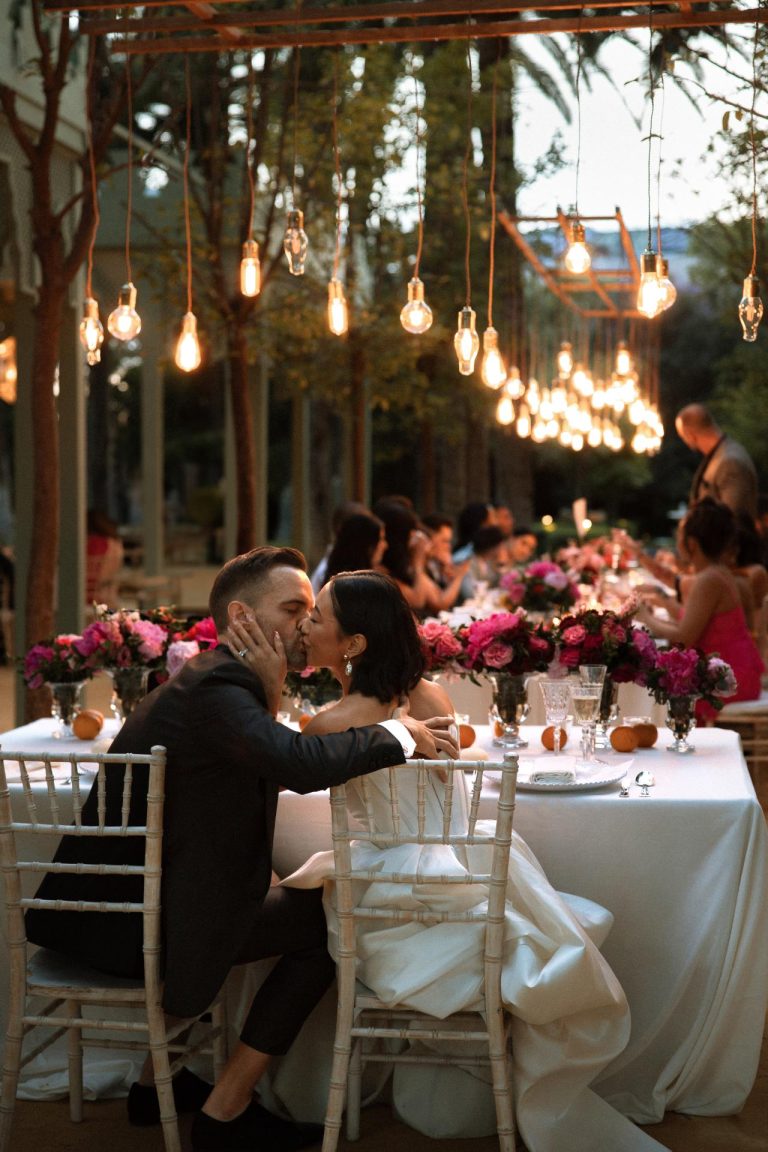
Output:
[636, 498, 763, 721]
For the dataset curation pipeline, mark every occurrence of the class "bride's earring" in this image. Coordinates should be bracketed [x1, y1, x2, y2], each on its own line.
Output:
[344, 654, 353, 677]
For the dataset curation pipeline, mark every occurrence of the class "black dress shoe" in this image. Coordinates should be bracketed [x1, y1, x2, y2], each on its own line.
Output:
[127, 1066, 212, 1126]
[190, 1097, 324, 1152]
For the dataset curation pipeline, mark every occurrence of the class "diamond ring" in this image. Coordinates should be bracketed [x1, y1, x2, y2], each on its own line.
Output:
[238, 648, 248, 659]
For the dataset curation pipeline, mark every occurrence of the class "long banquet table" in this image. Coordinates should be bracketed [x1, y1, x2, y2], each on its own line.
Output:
[1, 718, 766, 1130]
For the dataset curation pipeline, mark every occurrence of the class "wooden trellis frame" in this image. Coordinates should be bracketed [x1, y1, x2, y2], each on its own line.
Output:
[42, 1, 768, 55]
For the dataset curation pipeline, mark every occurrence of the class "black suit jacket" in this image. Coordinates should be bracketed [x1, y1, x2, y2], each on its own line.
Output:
[26, 647, 404, 1017]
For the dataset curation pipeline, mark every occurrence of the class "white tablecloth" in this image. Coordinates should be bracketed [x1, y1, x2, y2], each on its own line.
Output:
[272, 725, 768, 1125]
[2, 719, 766, 1130]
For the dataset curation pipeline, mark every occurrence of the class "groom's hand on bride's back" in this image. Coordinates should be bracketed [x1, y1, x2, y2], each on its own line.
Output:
[400, 715, 460, 760]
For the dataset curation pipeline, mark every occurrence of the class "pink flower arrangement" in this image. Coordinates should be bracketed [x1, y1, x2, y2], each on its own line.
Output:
[21, 634, 92, 688]
[646, 646, 737, 709]
[554, 606, 657, 684]
[166, 616, 218, 677]
[417, 619, 465, 677]
[74, 608, 169, 671]
[500, 560, 579, 613]
[458, 611, 555, 678]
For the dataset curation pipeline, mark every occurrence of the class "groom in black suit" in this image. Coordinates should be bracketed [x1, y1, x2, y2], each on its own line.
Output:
[27, 546, 457, 1152]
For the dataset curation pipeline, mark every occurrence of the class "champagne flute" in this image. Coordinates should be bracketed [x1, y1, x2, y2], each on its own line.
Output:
[570, 684, 602, 765]
[539, 679, 571, 754]
[579, 664, 607, 688]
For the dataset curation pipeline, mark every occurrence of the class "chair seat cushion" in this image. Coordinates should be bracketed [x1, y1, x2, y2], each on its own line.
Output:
[28, 947, 145, 993]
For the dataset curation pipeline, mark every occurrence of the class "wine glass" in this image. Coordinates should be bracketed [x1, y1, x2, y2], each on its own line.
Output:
[570, 683, 603, 766]
[578, 664, 607, 688]
[539, 679, 571, 754]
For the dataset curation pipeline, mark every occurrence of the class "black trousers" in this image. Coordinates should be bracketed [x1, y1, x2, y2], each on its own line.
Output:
[234, 885, 336, 1055]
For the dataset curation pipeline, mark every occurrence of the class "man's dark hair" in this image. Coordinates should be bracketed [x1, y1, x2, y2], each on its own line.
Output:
[329, 571, 424, 704]
[209, 546, 307, 630]
[472, 525, 505, 556]
[421, 513, 453, 533]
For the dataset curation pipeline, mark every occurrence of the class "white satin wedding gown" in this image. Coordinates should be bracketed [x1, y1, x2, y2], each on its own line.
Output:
[279, 767, 669, 1152]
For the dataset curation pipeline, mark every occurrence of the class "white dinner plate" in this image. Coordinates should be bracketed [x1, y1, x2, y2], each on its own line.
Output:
[513, 757, 633, 792]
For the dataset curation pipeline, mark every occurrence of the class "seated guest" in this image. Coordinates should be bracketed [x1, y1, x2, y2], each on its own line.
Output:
[730, 510, 768, 623]
[25, 546, 457, 1151]
[375, 499, 467, 616]
[493, 503, 515, 541]
[452, 501, 496, 563]
[86, 508, 124, 607]
[421, 513, 467, 610]
[323, 512, 386, 585]
[508, 525, 539, 565]
[310, 500, 368, 593]
[636, 499, 763, 722]
[459, 525, 507, 602]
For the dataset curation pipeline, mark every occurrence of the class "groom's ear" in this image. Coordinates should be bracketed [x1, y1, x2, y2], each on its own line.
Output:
[228, 599, 255, 625]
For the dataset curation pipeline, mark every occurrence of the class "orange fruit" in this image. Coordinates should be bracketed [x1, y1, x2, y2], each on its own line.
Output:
[541, 725, 568, 751]
[72, 709, 104, 740]
[494, 720, 504, 738]
[610, 725, 640, 753]
[459, 724, 476, 749]
[633, 722, 658, 748]
[298, 713, 313, 731]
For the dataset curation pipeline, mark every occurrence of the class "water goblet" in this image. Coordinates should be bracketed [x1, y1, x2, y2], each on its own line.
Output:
[570, 683, 603, 766]
[539, 679, 571, 754]
[578, 664, 607, 688]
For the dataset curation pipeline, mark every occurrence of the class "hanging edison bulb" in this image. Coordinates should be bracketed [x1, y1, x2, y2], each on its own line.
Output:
[525, 377, 541, 414]
[531, 417, 548, 443]
[506, 365, 525, 399]
[637, 250, 661, 318]
[539, 387, 554, 421]
[564, 220, 591, 274]
[571, 431, 585, 451]
[559, 425, 573, 448]
[284, 209, 309, 275]
[655, 256, 677, 312]
[240, 239, 261, 298]
[480, 326, 506, 389]
[454, 307, 480, 375]
[557, 341, 573, 377]
[615, 342, 632, 376]
[516, 401, 531, 438]
[400, 277, 433, 334]
[587, 422, 602, 448]
[0, 336, 17, 405]
[107, 282, 142, 341]
[551, 382, 568, 415]
[79, 297, 104, 366]
[326, 278, 349, 336]
[175, 311, 202, 373]
[739, 276, 764, 342]
[496, 387, 515, 426]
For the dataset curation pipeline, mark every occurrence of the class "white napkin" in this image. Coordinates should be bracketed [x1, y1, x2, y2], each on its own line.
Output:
[529, 763, 577, 785]
[460, 744, 489, 762]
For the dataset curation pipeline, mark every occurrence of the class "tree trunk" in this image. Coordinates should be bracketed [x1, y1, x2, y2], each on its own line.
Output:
[24, 279, 64, 719]
[227, 323, 257, 553]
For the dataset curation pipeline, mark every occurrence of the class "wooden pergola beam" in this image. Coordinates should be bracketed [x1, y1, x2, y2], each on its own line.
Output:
[43, 1, 767, 52]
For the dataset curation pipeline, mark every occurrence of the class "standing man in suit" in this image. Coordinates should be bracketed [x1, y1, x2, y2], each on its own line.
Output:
[675, 404, 758, 520]
[26, 546, 457, 1152]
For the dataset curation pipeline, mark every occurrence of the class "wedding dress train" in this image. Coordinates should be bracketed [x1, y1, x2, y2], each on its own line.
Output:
[280, 767, 669, 1152]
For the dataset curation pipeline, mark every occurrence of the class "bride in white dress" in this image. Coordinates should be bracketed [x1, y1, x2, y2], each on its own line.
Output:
[249, 571, 669, 1152]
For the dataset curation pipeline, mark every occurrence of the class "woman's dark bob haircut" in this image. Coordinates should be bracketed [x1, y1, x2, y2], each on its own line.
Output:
[682, 497, 736, 562]
[328, 571, 424, 704]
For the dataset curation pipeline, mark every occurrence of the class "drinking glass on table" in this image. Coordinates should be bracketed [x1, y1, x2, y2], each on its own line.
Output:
[539, 679, 571, 754]
[578, 664, 607, 688]
[570, 683, 603, 765]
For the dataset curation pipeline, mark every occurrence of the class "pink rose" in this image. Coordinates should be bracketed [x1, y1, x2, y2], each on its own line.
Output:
[562, 625, 586, 646]
[482, 640, 515, 668]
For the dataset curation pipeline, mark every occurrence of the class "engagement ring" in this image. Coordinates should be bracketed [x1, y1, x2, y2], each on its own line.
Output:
[238, 648, 248, 659]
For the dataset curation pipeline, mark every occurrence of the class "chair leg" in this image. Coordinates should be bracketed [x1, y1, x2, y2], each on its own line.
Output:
[66, 1000, 83, 1123]
[0, 1004, 23, 1152]
[345, 1034, 363, 1141]
[486, 1007, 516, 1152]
[147, 1004, 181, 1152]
[211, 997, 229, 1082]
[322, 986, 356, 1152]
